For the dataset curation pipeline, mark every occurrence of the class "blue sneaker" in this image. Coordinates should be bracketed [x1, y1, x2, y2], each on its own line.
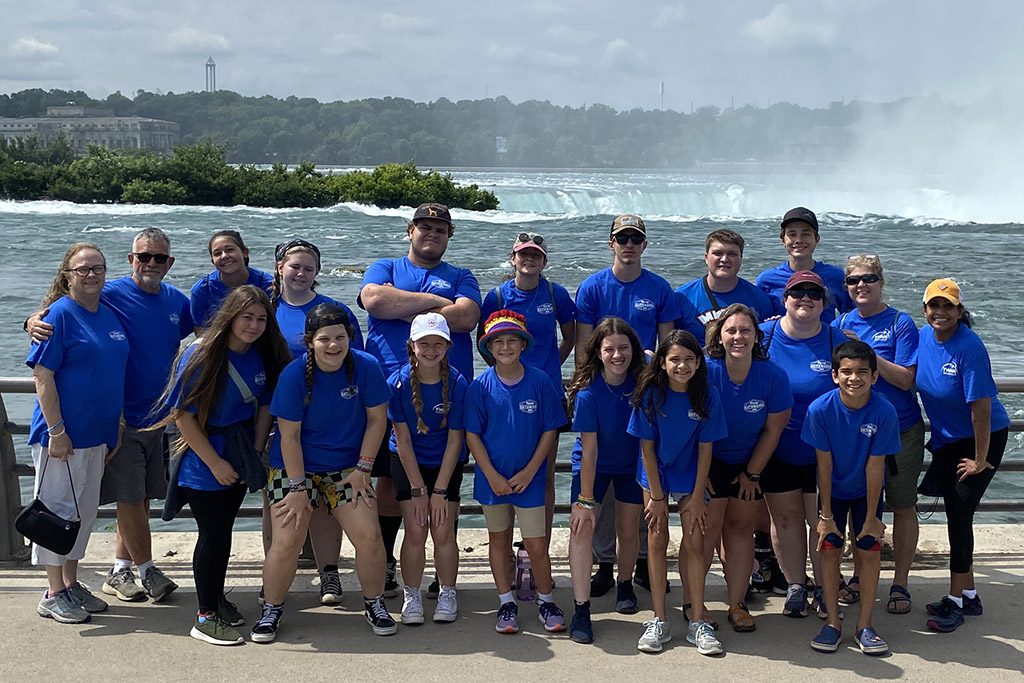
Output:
[783, 584, 808, 618]
[495, 601, 519, 634]
[811, 624, 842, 652]
[616, 580, 638, 615]
[538, 600, 566, 632]
[926, 597, 964, 633]
[962, 594, 983, 616]
[856, 626, 888, 655]
[570, 605, 593, 644]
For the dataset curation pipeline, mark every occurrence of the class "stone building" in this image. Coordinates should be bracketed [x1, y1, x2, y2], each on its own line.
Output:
[0, 106, 179, 154]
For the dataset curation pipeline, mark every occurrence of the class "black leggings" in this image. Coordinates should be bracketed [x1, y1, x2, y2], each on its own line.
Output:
[932, 427, 1007, 574]
[181, 484, 247, 613]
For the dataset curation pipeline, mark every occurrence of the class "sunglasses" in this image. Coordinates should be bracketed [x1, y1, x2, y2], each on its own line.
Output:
[275, 239, 321, 262]
[785, 287, 825, 301]
[132, 252, 170, 264]
[68, 264, 107, 277]
[613, 233, 646, 245]
[845, 273, 881, 286]
[517, 233, 545, 246]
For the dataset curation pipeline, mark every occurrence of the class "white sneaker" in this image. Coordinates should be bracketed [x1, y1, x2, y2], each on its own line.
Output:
[637, 617, 671, 652]
[402, 586, 424, 625]
[434, 586, 458, 623]
[687, 619, 724, 655]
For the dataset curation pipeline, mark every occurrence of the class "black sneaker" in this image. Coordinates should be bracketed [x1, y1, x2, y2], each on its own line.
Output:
[427, 576, 440, 600]
[384, 559, 401, 599]
[318, 567, 343, 606]
[590, 563, 615, 598]
[251, 603, 283, 643]
[364, 596, 398, 635]
[616, 580, 638, 614]
[633, 559, 671, 593]
[570, 603, 594, 644]
[218, 594, 244, 627]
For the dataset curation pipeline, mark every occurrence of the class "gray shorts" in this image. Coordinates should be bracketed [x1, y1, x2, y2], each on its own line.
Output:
[884, 419, 926, 510]
[100, 425, 168, 505]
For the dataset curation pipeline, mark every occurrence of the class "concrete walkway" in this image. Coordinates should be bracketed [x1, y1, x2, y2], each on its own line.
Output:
[1, 526, 1023, 681]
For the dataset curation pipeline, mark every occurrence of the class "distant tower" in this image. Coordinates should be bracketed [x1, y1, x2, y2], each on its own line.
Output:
[205, 57, 216, 92]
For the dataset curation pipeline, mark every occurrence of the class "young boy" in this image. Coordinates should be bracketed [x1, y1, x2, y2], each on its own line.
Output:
[802, 340, 901, 655]
[465, 310, 567, 634]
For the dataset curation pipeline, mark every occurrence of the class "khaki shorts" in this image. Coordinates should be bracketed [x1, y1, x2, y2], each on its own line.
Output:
[885, 420, 926, 510]
[481, 503, 546, 538]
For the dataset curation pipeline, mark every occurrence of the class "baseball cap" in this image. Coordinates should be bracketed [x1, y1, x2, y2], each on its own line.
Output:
[513, 232, 547, 255]
[412, 202, 452, 225]
[785, 270, 826, 290]
[923, 278, 962, 306]
[610, 214, 646, 237]
[781, 207, 819, 232]
[410, 312, 452, 342]
[305, 303, 351, 334]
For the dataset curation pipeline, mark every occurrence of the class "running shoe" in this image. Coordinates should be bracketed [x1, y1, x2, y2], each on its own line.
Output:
[615, 579, 638, 614]
[37, 590, 91, 624]
[103, 567, 147, 602]
[384, 559, 401, 598]
[962, 594, 983, 616]
[495, 601, 519, 634]
[402, 586, 424, 625]
[569, 604, 593, 644]
[191, 612, 243, 646]
[218, 594, 244, 627]
[590, 563, 615, 598]
[811, 624, 842, 653]
[364, 596, 398, 635]
[783, 583, 808, 618]
[856, 626, 888, 655]
[318, 567, 343, 606]
[538, 600, 566, 632]
[687, 619, 724, 656]
[637, 617, 671, 653]
[926, 597, 964, 633]
[66, 582, 108, 613]
[141, 567, 178, 602]
[251, 603, 284, 643]
[434, 586, 458, 622]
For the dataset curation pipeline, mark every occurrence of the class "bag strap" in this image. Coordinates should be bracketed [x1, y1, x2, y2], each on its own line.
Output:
[38, 453, 81, 521]
[227, 361, 258, 408]
[701, 275, 721, 311]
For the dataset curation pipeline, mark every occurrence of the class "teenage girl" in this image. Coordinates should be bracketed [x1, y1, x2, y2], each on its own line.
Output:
[191, 230, 274, 330]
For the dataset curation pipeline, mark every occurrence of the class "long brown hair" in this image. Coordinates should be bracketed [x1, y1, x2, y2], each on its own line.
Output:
[405, 339, 452, 434]
[566, 316, 644, 405]
[704, 303, 769, 361]
[632, 329, 710, 421]
[41, 242, 105, 308]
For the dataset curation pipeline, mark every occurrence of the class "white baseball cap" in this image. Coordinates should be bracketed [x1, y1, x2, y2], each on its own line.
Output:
[410, 312, 451, 342]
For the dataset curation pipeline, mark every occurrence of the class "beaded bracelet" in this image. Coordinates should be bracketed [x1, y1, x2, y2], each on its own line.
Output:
[432, 489, 449, 499]
[288, 480, 307, 492]
[46, 420, 64, 434]
[356, 460, 373, 474]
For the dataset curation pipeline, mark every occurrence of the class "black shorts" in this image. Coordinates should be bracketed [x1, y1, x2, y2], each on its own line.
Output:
[760, 456, 817, 494]
[708, 458, 764, 500]
[370, 419, 394, 478]
[390, 452, 464, 502]
[557, 397, 573, 435]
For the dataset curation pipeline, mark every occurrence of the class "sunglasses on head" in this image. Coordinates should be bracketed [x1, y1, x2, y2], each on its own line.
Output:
[517, 233, 545, 246]
[845, 273, 881, 286]
[613, 232, 646, 245]
[785, 287, 825, 301]
[132, 252, 170, 264]
[275, 239, 321, 262]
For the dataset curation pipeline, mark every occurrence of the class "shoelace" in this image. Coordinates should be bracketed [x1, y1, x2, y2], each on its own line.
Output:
[497, 603, 516, 620]
[320, 573, 341, 594]
[642, 619, 662, 639]
[369, 598, 390, 620]
[256, 605, 283, 629]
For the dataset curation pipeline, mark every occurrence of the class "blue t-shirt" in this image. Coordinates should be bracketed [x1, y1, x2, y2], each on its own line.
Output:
[575, 267, 680, 352]
[358, 257, 481, 381]
[627, 385, 729, 495]
[570, 373, 640, 476]
[464, 366, 567, 507]
[269, 350, 391, 472]
[481, 278, 576, 397]
[706, 356, 794, 465]
[27, 297, 130, 449]
[675, 276, 781, 342]
[387, 364, 469, 466]
[190, 267, 274, 329]
[168, 344, 270, 491]
[276, 292, 363, 360]
[760, 320, 841, 465]
[916, 324, 1010, 450]
[101, 276, 193, 427]
[832, 307, 922, 431]
[755, 261, 853, 323]
[802, 390, 902, 499]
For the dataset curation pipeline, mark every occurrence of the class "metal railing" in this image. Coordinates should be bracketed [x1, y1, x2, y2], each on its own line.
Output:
[2, 376, 1024, 561]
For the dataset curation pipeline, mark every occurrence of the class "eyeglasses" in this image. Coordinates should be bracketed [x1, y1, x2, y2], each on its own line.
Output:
[517, 233, 545, 246]
[132, 252, 170, 264]
[275, 239, 321, 262]
[785, 287, 825, 301]
[613, 233, 646, 245]
[67, 264, 106, 277]
[845, 273, 881, 286]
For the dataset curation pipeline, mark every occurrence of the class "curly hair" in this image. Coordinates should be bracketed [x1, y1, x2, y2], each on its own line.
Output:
[632, 329, 709, 421]
[566, 316, 644, 406]
[704, 303, 769, 361]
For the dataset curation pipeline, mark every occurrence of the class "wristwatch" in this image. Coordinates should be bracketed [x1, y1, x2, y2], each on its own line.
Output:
[743, 469, 761, 482]
[410, 486, 427, 497]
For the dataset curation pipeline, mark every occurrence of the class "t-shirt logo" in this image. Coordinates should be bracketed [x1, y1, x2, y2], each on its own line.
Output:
[519, 399, 538, 414]
[743, 399, 766, 413]
[169, 313, 180, 325]
[810, 359, 830, 373]
[537, 303, 554, 315]
[687, 409, 700, 421]
[860, 423, 878, 437]
[340, 385, 359, 399]
[426, 278, 452, 292]
[942, 361, 958, 377]
[432, 403, 445, 415]
[109, 330, 126, 341]
[254, 371, 266, 386]
[872, 329, 892, 343]
[634, 298, 655, 312]
[697, 308, 723, 327]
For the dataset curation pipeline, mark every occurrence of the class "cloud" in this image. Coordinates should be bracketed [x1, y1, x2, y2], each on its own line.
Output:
[161, 27, 230, 53]
[602, 38, 648, 70]
[9, 37, 59, 57]
[743, 3, 836, 50]
[653, 4, 688, 27]
[486, 43, 579, 70]
[324, 33, 380, 59]
[543, 25, 596, 46]
[379, 12, 422, 30]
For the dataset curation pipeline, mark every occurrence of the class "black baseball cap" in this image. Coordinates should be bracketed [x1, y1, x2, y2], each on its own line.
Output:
[781, 207, 819, 233]
[412, 202, 452, 226]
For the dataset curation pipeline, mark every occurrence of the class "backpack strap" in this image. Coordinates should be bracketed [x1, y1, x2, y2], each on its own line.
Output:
[227, 361, 258, 408]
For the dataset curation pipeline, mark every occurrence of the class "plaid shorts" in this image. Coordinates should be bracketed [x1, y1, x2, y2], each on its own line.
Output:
[266, 467, 360, 511]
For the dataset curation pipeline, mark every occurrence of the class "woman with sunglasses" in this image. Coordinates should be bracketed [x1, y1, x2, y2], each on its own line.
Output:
[833, 255, 923, 614]
[479, 232, 576, 544]
[191, 230, 274, 330]
[758, 270, 841, 619]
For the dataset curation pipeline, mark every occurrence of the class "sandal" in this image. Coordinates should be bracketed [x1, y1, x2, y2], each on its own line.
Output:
[728, 603, 756, 632]
[683, 603, 719, 630]
[838, 576, 860, 605]
[886, 584, 912, 614]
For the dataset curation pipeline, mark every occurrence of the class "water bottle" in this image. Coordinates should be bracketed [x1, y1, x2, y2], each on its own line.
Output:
[515, 545, 536, 601]
[751, 530, 773, 593]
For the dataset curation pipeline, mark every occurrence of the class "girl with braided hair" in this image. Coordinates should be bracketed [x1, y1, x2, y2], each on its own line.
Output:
[254, 304, 396, 643]
[387, 312, 469, 624]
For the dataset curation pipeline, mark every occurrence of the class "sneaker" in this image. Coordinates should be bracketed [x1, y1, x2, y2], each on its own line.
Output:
[190, 613, 243, 646]
[811, 624, 842, 652]
[856, 626, 888, 655]
[251, 603, 284, 643]
[637, 617, 671, 653]
[384, 559, 401, 598]
[783, 583, 808, 618]
[615, 579, 638, 614]
[365, 596, 398, 635]
[103, 567, 147, 602]
[495, 601, 519, 634]
[769, 556, 789, 595]
[633, 559, 670, 594]
[962, 594, 983, 616]
[66, 582, 108, 613]
[318, 568, 343, 606]
[811, 585, 843, 620]
[590, 563, 615, 598]
[926, 597, 965, 633]
[538, 600, 566, 632]
[37, 590, 91, 624]
[570, 605, 593, 643]
[427, 576, 440, 599]
[434, 586, 458, 622]
[402, 586, 424, 625]
[687, 619, 724, 656]
[258, 588, 265, 607]
[141, 567, 178, 602]
[218, 594, 244, 627]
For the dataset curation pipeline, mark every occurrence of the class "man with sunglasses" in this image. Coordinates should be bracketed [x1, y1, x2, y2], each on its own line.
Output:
[27, 228, 193, 602]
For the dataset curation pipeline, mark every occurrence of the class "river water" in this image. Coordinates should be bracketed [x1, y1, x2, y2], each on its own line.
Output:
[1, 169, 1021, 527]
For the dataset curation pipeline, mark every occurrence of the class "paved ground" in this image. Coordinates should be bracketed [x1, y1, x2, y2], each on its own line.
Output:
[1, 525, 1023, 681]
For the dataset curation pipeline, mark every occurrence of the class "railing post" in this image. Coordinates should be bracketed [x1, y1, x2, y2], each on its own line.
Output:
[0, 392, 30, 562]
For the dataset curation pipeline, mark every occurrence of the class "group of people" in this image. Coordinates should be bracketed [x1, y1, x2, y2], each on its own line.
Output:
[22, 202, 1008, 658]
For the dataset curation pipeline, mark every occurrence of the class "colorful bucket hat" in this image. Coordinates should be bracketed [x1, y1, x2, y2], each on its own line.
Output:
[477, 309, 534, 357]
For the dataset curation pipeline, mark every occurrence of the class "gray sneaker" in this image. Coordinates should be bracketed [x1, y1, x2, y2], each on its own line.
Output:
[103, 568, 147, 602]
[141, 567, 178, 602]
[218, 594, 244, 627]
[37, 590, 91, 624]
[637, 617, 671, 653]
[687, 619, 724, 656]
[66, 582, 108, 613]
[190, 613, 243, 646]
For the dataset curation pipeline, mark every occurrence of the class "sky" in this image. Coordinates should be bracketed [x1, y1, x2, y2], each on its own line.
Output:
[2, 0, 1021, 111]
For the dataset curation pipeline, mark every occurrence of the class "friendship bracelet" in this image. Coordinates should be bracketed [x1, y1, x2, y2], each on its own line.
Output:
[356, 461, 373, 474]
[288, 481, 307, 492]
[649, 494, 666, 502]
[432, 489, 449, 499]
[574, 499, 595, 510]
[48, 426, 66, 438]
[46, 420, 64, 434]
